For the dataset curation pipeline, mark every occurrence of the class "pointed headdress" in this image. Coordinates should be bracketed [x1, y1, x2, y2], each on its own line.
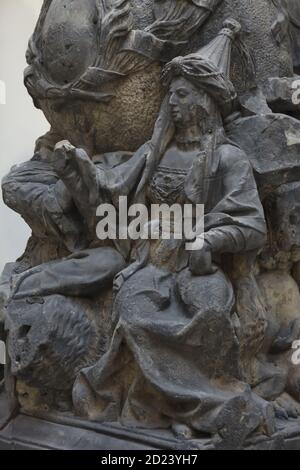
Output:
[162, 19, 249, 116]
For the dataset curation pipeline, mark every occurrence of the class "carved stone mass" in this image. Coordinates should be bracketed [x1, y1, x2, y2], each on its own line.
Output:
[1, 0, 300, 450]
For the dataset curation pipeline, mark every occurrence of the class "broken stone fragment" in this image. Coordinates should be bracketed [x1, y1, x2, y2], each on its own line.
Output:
[264, 76, 300, 115]
[0, 263, 15, 327]
[227, 114, 300, 197]
[271, 183, 300, 251]
[239, 88, 272, 117]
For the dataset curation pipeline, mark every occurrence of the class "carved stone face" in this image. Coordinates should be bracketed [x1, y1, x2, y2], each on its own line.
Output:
[169, 77, 209, 128]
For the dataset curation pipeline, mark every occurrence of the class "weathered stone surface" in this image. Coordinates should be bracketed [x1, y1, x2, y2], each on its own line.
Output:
[1, 413, 300, 450]
[239, 88, 271, 117]
[25, 0, 296, 154]
[40, 65, 164, 154]
[257, 270, 300, 330]
[193, 0, 294, 91]
[25, 0, 223, 154]
[5, 292, 112, 397]
[264, 76, 300, 115]
[3, 0, 300, 450]
[292, 259, 300, 290]
[0, 263, 14, 325]
[270, 183, 300, 251]
[287, 0, 300, 73]
[254, 239, 300, 406]
[227, 114, 300, 196]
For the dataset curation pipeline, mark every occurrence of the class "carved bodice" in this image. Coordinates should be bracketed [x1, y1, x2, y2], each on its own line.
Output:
[147, 165, 188, 206]
[146, 162, 192, 272]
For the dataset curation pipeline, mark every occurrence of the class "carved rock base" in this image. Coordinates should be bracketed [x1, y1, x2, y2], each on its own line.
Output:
[0, 396, 300, 451]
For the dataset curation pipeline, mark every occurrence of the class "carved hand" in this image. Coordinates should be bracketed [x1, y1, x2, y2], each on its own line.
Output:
[51, 140, 76, 174]
[189, 242, 217, 276]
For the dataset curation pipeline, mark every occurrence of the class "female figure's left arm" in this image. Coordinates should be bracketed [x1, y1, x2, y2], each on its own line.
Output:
[204, 144, 267, 254]
[189, 145, 266, 275]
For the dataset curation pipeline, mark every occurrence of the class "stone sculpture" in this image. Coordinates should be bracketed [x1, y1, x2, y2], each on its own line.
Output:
[286, 0, 300, 73]
[1, 0, 300, 450]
